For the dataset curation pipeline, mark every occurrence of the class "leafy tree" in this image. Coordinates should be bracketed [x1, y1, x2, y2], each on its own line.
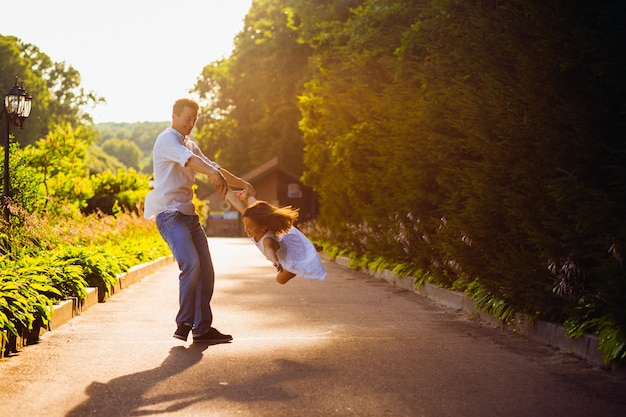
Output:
[22, 124, 94, 215]
[299, 0, 432, 241]
[20, 40, 104, 129]
[0, 35, 49, 145]
[193, 0, 313, 175]
[0, 34, 102, 146]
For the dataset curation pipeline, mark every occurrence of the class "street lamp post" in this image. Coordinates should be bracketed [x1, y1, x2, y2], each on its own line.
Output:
[2, 77, 33, 222]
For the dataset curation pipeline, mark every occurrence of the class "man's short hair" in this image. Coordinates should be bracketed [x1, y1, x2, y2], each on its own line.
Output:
[173, 98, 199, 115]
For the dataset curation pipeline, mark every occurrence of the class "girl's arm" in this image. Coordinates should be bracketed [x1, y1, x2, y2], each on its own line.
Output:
[218, 167, 256, 198]
[262, 236, 283, 272]
[224, 188, 247, 213]
[225, 188, 258, 214]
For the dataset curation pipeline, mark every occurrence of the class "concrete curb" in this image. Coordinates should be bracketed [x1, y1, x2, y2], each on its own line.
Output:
[47, 288, 98, 331]
[330, 255, 606, 367]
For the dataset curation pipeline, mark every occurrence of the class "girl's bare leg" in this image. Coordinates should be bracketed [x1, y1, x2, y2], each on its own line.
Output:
[276, 270, 296, 284]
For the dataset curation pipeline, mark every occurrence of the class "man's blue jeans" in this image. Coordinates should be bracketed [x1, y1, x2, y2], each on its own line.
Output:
[156, 210, 214, 335]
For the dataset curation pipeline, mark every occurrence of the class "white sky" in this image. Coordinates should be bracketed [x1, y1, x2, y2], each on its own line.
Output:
[2, 0, 253, 123]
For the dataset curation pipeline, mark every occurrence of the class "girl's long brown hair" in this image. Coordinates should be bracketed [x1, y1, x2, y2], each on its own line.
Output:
[242, 201, 299, 235]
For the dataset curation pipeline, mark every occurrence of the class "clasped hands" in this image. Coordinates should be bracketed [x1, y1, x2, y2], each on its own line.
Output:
[209, 170, 228, 195]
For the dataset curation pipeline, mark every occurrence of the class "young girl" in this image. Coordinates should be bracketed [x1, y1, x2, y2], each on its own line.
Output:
[224, 190, 326, 284]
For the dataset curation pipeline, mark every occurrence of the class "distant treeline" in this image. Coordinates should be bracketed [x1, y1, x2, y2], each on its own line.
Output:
[94, 122, 168, 174]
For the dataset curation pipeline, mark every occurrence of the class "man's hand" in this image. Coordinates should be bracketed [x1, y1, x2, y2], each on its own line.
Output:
[209, 170, 228, 195]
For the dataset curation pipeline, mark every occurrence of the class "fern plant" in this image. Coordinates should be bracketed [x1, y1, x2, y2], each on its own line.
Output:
[0, 267, 58, 352]
[13, 254, 87, 300]
[565, 311, 626, 367]
[465, 281, 517, 324]
[54, 246, 122, 300]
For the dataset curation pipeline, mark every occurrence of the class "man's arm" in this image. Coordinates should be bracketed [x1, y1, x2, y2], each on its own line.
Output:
[185, 155, 228, 194]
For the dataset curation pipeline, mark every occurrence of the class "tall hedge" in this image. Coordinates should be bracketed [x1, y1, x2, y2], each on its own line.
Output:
[298, 0, 626, 362]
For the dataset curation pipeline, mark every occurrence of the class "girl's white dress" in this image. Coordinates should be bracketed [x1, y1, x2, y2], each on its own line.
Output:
[253, 227, 326, 281]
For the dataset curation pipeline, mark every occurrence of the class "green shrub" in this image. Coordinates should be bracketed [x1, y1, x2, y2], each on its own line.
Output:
[54, 246, 123, 298]
[17, 254, 88, 300]
[0, 258, 59, 341]
[84, 168, 150, 215]
[1, 207, 171, 346]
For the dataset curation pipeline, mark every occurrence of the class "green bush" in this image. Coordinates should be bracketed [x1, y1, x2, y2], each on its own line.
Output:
[84, 168, 150, 215]
[0, 208, 170, 345]
[0, 256, 59, 345]
[53, 246, 124, 299]
[17, 254, 89, 301]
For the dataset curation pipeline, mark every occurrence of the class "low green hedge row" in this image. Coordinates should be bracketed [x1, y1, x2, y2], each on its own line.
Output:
[1, 214, 170, 356]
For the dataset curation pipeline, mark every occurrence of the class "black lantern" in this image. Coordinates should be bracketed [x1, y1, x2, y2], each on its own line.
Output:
[3, 77, 33, 221]
[5, 77, 32, 127]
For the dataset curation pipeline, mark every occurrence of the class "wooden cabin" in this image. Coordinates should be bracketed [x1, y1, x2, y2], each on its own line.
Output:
[195, 156, 317, 237]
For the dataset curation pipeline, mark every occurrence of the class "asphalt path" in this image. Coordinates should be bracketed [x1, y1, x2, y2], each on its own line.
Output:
[1, 237, 625, 417]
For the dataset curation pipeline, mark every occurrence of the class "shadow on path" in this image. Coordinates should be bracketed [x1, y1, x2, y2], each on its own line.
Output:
[66, 343, 325, 416]
[66, 344, 210, 416]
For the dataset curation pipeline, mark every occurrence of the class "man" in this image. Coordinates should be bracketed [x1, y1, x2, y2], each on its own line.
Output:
[144, 98, 255, 343]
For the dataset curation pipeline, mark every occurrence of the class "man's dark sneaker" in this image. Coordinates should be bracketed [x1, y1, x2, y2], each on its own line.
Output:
[192, 327, 233, 343]
[173, 324, 192, 341]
